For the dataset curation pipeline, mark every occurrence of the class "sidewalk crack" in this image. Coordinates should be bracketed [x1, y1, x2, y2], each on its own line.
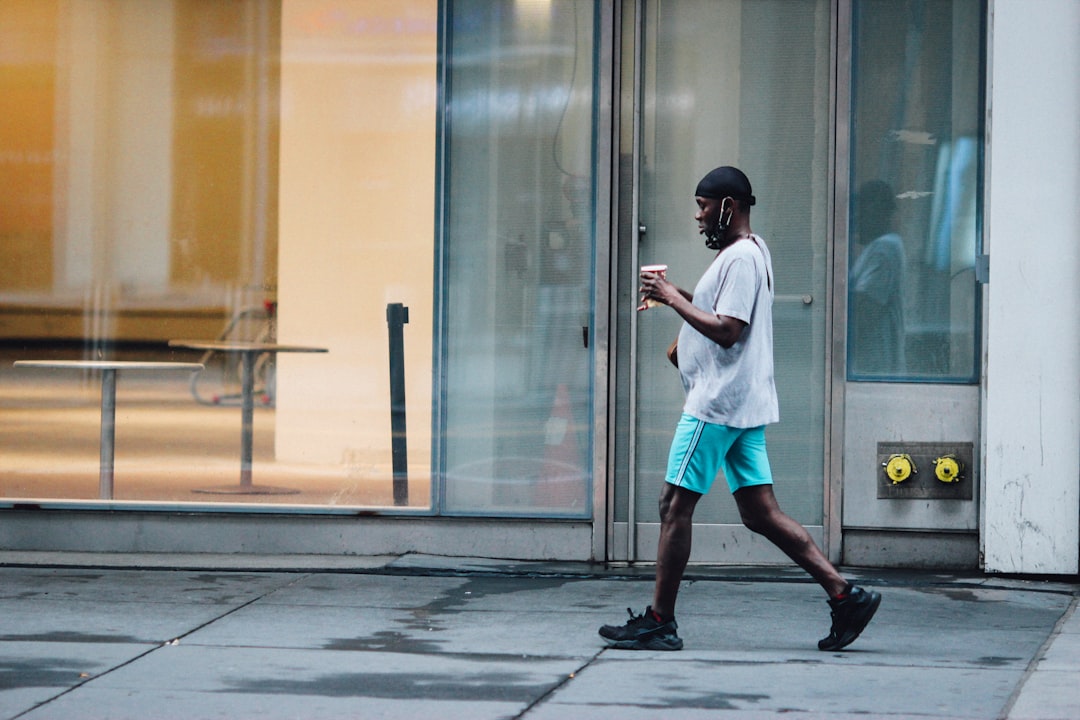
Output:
[996, 594, 1080, 720]
[513, 648, 605, 718]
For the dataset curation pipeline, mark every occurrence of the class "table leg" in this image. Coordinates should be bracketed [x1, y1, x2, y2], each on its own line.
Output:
[240, 350, 255, 488]
[192, 350, 299, 496]
[99, 368, 116, 500]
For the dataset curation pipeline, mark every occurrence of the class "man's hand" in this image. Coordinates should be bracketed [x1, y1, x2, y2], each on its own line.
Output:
[638, 270, 684, 311]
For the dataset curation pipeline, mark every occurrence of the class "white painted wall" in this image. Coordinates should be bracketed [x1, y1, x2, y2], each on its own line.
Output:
[983, 0, 1080, 573]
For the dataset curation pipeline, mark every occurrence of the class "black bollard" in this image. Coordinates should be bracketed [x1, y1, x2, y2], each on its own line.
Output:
[386, 303, 409, 505]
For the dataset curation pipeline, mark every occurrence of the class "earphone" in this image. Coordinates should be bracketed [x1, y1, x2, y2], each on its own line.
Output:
[705, 197, 734, 250]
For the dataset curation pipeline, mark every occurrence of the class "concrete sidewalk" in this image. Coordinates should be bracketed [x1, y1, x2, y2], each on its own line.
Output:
[0, 552, 1076, 719]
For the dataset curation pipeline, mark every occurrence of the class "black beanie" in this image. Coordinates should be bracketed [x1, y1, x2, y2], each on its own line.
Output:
[695, 166, 756, 205]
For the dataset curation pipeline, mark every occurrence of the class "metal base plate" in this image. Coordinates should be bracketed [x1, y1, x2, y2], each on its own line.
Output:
[877, 441, 974, 500]
[192, 485, 301, 496]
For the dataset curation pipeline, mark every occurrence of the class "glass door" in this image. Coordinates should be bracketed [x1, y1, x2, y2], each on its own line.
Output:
[438, 1, 598, 517]
[618, 0, 833, 562]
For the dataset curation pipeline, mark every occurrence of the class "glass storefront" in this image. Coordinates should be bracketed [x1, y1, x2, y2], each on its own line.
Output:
[0, 0, 984, 546]
[0, 0, 598, 516]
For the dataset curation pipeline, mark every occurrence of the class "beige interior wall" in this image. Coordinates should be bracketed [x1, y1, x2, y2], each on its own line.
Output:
[275, 0, 437, 474]
[0, 0, 57, 292]
[0, 0, 274, 341]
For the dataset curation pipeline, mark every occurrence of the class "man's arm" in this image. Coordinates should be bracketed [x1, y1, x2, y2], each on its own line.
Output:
[639, 272, 746, 349]
[668, 294, 746, 349]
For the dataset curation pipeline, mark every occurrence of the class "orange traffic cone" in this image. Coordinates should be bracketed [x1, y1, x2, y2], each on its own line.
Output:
[537, 383, 586, 508]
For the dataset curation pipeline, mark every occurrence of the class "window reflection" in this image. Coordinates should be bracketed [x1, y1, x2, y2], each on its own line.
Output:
[848, 0, 982, 382]
[850, 180, 906, 375]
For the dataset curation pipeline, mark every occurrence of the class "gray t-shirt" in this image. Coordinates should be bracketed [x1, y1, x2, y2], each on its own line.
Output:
[677, 235, 779, 428]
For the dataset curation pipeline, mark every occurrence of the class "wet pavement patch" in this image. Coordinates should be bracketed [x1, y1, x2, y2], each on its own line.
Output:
[0, 631, 146, 644]
[975, 655, 1023, 667]
[323, 630, 442, 654]
[937, 588, 983, 602]
[322, 632, 565, 663]
[0, 657, 101, 690]
[188, 574, 267, 585]
[218, 671, 556, 702]
[657, 689, 772, 710]
[400, 575, 572, 633]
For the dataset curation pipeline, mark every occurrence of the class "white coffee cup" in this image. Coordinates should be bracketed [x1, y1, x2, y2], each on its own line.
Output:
[639, 264, 668, 309]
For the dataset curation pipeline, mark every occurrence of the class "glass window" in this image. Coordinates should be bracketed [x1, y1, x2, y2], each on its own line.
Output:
[0, 0, 441, 511]
[848, 0, 983, 382]
[439, 0, 597, 516]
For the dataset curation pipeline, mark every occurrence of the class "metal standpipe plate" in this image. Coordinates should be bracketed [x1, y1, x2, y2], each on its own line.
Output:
[876, 441, 975, 500]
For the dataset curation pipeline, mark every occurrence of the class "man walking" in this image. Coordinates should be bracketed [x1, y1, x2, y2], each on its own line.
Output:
[600, 166, 880, 652]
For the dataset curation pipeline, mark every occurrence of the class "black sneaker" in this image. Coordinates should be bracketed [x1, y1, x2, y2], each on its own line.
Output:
[818, 586, 881, 651]
[599, 606, 683, 651]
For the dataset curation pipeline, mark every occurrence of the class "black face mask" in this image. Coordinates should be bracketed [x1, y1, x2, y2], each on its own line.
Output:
[704, 198, 733, 250]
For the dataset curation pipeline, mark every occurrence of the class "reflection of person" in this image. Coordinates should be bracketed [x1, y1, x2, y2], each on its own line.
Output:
[850, 180, 905, 375]
[600, 166, 880, 652]
[540, 176, 588, 286]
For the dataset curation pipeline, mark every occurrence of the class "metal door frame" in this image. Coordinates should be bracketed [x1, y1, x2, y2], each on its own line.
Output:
[607, 0, 846, 564]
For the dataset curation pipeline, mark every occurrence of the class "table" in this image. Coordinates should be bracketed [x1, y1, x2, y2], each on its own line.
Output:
[168, 340, 327, 495]
[13, 360, 204, 500]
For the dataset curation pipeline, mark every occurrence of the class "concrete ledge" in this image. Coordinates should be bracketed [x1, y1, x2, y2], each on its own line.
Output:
[0, 508, 594, 562]
[843, 528, 979, 569]
[0, 550, 398, 572]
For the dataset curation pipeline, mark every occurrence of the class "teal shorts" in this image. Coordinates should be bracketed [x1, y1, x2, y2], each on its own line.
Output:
[664, 413, 774, 494]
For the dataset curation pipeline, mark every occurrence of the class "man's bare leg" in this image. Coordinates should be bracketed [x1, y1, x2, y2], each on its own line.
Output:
[733, 484, 848, 598]
[651, 483, 703, 618]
